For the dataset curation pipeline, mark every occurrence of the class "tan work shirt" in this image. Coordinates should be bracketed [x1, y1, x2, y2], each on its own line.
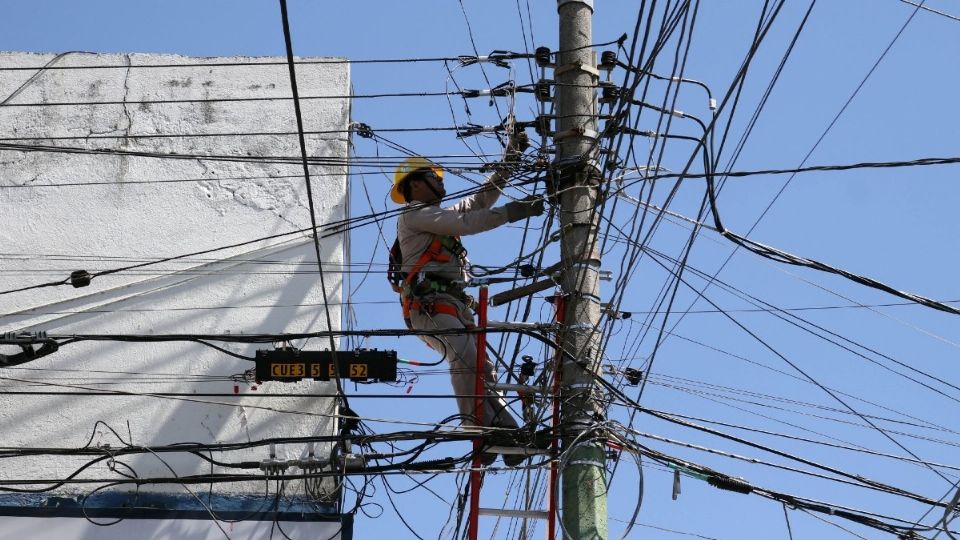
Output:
[397, 174, 509, 283]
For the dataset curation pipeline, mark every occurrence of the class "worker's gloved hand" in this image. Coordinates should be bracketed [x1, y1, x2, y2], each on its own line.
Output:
[503, 129, 530, 162]
[504, 195, 545, 223]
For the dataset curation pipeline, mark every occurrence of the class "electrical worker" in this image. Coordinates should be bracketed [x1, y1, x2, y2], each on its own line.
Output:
[388, 133, 543, 465]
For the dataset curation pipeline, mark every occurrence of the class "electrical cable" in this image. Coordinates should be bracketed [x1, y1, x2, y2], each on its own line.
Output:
[276, 0, 348, 419]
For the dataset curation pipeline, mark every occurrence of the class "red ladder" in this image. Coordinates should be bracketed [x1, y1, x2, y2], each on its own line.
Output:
[468, 287, 563, 540]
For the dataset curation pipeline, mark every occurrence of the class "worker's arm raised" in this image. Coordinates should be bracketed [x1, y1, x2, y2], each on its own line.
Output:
[450, 131, 529, 213]
[405, 195, 545, 237]
[404, 204, 509, 237]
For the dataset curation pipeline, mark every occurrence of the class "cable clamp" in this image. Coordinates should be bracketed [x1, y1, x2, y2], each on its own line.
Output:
[0, 332, 59, 367]
[350, 122, 374, 139]
[341, 453, 366, 471]
[456, 123, 508, 138]
[459, 55, 507, 68]
[459, 50, 526, 68]
[462, 81, 517, 99]
[623, 367, 643, 385]
[565, 261, 601, 274]
[559, 290, 602, 305]
[259, 458, 287, 475]
[2, 331, 48, 344]
[618, 126, 658, 138]
[553, 127, 599, 142]
[564, 322, 596, 332]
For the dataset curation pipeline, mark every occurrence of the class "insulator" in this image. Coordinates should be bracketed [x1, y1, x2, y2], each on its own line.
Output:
[600, 50, 617, 70]
[534, 115, 551, 137]
[535, 80, 552, 102]
[535, 46, 551, 67]
[600, 86, 620, 104]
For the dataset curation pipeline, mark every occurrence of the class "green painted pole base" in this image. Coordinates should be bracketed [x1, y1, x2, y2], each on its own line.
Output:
[561, 442, 608, 539]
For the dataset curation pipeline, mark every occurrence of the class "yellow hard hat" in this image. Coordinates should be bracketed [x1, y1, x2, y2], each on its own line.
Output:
[391, 156, 444, 204]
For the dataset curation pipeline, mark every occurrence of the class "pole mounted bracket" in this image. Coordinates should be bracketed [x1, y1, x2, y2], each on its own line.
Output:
[554, 61, 600, 79]
[553, 126, 599, 142]
[552, 156, 603, 182]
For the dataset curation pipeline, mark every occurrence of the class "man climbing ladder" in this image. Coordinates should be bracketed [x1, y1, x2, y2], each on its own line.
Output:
[388, 132, 544, 466]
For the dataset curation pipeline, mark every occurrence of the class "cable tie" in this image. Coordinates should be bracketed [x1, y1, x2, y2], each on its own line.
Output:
[567, 459, 605, 468]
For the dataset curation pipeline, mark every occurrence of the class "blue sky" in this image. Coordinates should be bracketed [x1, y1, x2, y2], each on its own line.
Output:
[3, 1, 960, 538]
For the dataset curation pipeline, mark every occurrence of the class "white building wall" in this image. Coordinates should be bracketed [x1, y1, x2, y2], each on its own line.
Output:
[0, 52, 349, 498]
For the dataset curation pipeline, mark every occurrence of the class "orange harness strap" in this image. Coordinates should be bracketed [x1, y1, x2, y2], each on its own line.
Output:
[399, 236, 474, 333]
[401, 236, 456, 321]
[405, 237, 451, 287]
[405, 299, 460, 319]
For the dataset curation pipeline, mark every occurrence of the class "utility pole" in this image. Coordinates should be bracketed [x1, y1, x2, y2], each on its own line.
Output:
[554, 0, 608, 538]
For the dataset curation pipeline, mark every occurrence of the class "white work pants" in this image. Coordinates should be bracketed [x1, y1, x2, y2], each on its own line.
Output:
[407, 295, 519, 429]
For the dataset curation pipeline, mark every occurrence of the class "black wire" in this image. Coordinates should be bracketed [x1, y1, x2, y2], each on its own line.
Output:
[640, 244, 960, 404]
[277, 0, 347, 408]
[0, 88, 531, 108]
[0, 126, 458, 142]
[0, 55, 528, 72]
[637, 241, 958, 487]
[0, 175, 537, 298]
[604, 385, 947, 508]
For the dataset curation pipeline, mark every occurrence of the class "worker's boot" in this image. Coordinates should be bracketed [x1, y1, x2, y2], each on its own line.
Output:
[527, 426, 555, 450]
[500, 449, 527, 468]
[484, 429, 531, 467]
[479, 451, 498, 467]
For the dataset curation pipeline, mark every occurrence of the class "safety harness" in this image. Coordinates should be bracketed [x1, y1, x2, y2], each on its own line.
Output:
[388, 235, 472, 326]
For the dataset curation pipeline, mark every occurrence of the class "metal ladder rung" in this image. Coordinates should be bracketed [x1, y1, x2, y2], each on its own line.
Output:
[478, 508, 549, 520]
[484, 445, 551, 456]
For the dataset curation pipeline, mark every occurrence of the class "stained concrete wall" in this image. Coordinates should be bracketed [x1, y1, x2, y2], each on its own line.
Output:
[0, 51, 349, 499]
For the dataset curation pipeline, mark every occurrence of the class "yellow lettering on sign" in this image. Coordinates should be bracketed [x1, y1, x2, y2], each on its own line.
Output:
[310, 364, 321, 378]
[349, 364, 368, 379]
[328, 363, 336, 378]
[271, 363, 305, 378]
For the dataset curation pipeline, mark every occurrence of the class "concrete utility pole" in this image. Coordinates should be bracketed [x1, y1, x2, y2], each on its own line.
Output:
[554, 0, 608, 538]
